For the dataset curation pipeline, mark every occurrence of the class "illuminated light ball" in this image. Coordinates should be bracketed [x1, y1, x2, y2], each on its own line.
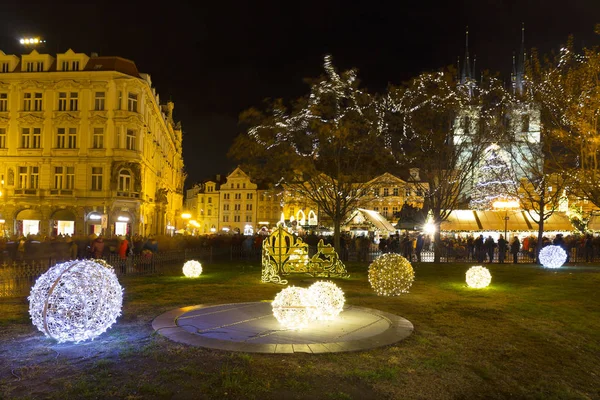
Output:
[28, 259, 123, 343]
[368, 253, 415, 296]
[465, 266, 492, 288]
[307, 281, 345, 320]
[182, 260, 203, 277]
[539, 245, 567, 269]
[272, 286, 316, 330]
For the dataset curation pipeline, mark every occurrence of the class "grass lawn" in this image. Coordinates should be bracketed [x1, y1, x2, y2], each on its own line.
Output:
[1, 260, 599, 400]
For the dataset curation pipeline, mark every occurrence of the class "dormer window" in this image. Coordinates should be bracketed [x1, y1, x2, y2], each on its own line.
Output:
[61, 60, 80, 71]
[0, 63, 9, 73]
[26, 61, 43, 72]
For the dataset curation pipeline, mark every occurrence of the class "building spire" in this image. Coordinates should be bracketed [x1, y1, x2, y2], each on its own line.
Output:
[461, 26, 471, 84]
[514, 23, 526, 95]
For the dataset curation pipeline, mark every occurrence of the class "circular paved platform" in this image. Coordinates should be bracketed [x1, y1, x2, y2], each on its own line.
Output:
[152, 302, 413, 353]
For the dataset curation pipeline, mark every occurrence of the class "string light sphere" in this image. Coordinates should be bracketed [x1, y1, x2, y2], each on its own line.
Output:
[182, 260, 203, 277]
[368, 253, 415, 296]
[307, 281, 345, 320]
[272, 286, 316, 330]
[539, 245, 567, 269]
[28, 259, 123, 343]
[465, 266, 492, 288]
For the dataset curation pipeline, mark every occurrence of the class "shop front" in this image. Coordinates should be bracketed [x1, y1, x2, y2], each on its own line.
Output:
[50, 209, 76, 236]
[113, 211, 133, 237]
[15, 209, 42, 237]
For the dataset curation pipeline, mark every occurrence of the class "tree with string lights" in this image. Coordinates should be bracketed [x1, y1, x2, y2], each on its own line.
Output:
[228, 56, 392, 253]
[469, 144, 518, 210]
[386, 69, 508, 262]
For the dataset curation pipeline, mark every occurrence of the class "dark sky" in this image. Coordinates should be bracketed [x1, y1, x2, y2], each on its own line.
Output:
[1, 1, 599, 188]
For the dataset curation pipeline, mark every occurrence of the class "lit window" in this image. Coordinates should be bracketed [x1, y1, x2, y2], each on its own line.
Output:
[94, 92, 105, 111]
[126, 129, 136, 150]
[0, 93, 7, 111]
[92, 127, 104, 149]
[127, 93, 138, 112]
[91, 167, 103, 191]
[118, 170, 131, 192]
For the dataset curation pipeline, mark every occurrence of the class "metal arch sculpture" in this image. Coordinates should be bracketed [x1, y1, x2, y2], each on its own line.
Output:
[261, 226, 349, 284]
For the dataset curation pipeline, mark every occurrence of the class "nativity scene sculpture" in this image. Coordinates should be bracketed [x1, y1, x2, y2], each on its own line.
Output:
[261, 226, 349, 284]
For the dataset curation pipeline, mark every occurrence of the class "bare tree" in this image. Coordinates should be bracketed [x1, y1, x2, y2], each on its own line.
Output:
[228, 56, 392, 252]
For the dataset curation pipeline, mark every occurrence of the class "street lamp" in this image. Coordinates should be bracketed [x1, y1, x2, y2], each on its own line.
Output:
[493, 200, 520, 239]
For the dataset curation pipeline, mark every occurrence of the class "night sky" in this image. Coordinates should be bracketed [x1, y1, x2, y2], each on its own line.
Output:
[1, 1, 599, 188]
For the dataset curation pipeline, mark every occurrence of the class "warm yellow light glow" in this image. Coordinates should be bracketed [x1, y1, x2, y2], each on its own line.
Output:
[466, 266, 492, 288]
[369, 253, 415, 296]
[272, 286, 316, 330]
[424, 222, 436, 234]
[308, 281, 345, 320]
[182, 260, 202, 277]
[492, 200, 520, 209]
[181, 212, 192, 219]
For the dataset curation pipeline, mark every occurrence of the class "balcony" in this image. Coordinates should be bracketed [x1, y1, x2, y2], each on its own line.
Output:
[13, 189, 39, 196]
[49, 189, 73, 196]
[117, 191, 140, 199]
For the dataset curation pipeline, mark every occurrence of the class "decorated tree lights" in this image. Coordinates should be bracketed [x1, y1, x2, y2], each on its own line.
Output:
[470, 145, 517, 211]
[465, 266, 492, 288]
[307, 281, 345, 320]
[368, 253, 415, 296]
[29, 260, 123, 343]
[539, 245, 567, 269]
[182, 260, 203, 277]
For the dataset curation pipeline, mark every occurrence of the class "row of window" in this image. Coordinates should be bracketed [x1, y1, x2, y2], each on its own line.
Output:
[223, 193, 253, 200]
[7, 167, 133, 192]
[0, 91, 138, 113]
[0, 127, 137, 150]
[372, 206, 400, 217]
[0, 60, 84, 73]
[373, 187, 423, 197]
[223, 215, 252, 223]
[223, 204, 253, 211]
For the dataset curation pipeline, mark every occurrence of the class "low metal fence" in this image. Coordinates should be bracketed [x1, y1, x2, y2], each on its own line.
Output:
[1, 245, 595, 298]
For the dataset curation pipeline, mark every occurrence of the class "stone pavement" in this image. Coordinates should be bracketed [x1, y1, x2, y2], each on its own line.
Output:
[152, 302, 413, 353]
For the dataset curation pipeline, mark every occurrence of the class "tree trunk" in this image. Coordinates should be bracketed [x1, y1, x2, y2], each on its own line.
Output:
[433, 225, 441, 263]
[536, 215, 544, 264]
[333, 217, 342, 255]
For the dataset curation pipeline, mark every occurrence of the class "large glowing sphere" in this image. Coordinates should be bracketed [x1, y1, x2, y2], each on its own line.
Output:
[539, 245, 567, 269]
[466, 266, 492, 288]
[308, 281, 345, 320]
[368, 253, 415, 296]
[28, 259, 123, 343]
[272, 286, 316, 330]
[182, 260, 203, 277]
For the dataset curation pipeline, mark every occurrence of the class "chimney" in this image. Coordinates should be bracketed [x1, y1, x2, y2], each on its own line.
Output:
[91, 52, 98, 57]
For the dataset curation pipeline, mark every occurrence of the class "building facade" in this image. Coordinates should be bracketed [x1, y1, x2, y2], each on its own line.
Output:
[0, 49, 185, 238]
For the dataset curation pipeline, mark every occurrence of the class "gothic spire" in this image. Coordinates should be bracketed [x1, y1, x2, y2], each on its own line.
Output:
[513, 23, 526, 95]
[461, 26, 472, 84]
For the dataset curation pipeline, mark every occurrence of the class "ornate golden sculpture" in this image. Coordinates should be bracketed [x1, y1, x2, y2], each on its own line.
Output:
[261, 226, 349, 284]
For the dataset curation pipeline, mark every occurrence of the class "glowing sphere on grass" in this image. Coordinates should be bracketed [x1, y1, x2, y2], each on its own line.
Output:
[272, 286, 316, 330]
[368, 253, 415, 296]
[466, 266, 492, 288]
[28, 259, 123, 343]
[182, 260, 203, 277]
[539, 245, 567, 269]
[308, 281, 345, 320]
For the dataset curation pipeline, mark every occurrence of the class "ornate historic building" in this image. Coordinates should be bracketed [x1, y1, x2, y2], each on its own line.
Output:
[0, 49, 185, 237]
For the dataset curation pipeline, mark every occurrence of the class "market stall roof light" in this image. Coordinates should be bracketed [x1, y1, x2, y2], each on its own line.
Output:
[492, 200, 520, 209]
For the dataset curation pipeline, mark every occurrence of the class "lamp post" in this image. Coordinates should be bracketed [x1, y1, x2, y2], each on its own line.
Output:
[493, 200, 520, 240]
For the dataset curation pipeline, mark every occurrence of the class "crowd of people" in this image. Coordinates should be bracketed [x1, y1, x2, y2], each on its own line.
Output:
[2, 229, 600, 264]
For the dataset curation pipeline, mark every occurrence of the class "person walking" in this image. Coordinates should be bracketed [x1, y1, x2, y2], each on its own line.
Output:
[475, 234, 485, 263]
[585, 234, 594, 262]
[118, 236, 129, 274]
[416, 233, 424, 262]
[510, 235, 520, 264]
[485, 235, 496, 263]
[90, 236, 105, 259]
[497, 234, 507, 264]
